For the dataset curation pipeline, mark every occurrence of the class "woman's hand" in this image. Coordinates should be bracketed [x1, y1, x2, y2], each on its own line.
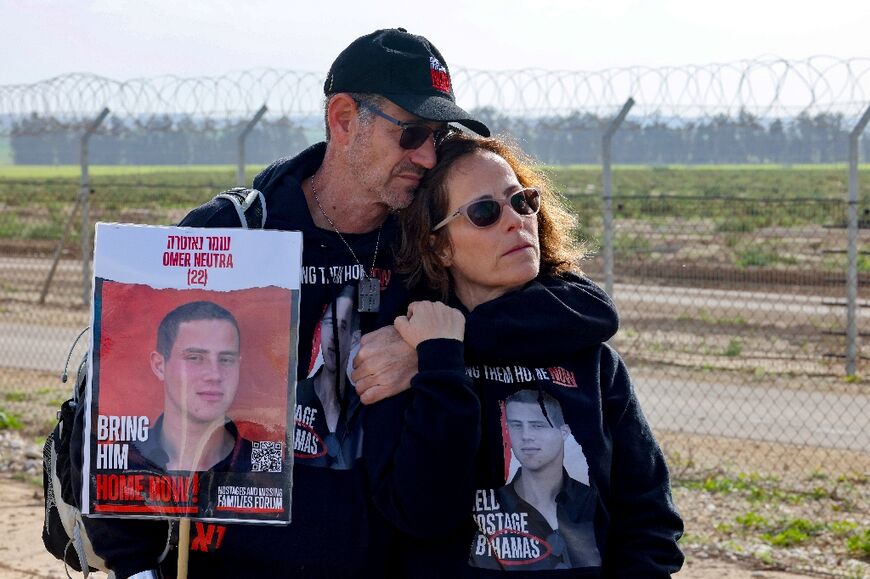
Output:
[394, 301, 465, 349]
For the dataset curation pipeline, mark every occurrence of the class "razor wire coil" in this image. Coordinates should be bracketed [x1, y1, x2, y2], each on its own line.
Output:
[2, 56, 869, 135]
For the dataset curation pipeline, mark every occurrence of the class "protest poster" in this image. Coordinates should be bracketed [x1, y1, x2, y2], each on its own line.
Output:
[81, 223, 301, 525]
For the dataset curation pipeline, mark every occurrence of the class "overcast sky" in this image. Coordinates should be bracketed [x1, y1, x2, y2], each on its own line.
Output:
[3, 0, 869, 85]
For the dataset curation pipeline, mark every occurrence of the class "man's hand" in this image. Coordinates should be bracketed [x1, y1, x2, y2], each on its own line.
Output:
[352, 325, 418, 405]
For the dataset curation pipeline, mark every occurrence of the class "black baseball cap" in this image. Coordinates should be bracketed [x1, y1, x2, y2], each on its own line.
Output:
[324, 28, 490, 137]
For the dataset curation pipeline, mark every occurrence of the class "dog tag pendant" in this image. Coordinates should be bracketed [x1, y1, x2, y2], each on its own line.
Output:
[358, 277, 380, 313]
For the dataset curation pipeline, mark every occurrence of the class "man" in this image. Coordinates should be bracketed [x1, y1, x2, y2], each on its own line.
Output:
[133, 301, 251, 473]
[471, 390, 601, 571]
[83, 28, 489, 578]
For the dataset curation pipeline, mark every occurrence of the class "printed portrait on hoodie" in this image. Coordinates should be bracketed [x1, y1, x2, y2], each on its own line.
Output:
[470, 389, 602, 571]
[293, 284, 364, 470]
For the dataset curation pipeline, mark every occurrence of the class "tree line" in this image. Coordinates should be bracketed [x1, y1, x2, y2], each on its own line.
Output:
[10, 115, 311, 165]
[9, 109, 870, 165]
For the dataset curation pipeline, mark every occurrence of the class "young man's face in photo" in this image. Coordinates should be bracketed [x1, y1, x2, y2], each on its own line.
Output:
[506, 401, 567, 473]
[320, 295, 356, 375]
[153, 319, 241, 424]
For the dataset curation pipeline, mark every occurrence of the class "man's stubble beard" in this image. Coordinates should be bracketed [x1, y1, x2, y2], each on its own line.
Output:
[347, 126, 421, 212]
[383, 160, 423, 211]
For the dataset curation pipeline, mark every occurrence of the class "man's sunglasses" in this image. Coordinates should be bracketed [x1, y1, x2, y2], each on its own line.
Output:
[357, 101, 450, 150]
[433, 188, 541, 230]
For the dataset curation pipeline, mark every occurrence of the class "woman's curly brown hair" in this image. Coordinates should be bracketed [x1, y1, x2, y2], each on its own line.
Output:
[396, 131, 586, 298]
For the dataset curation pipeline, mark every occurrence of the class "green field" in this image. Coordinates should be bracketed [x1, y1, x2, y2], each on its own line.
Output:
[0, 164, 264, 179]
[1, 163, 866, 200]
[0, 166, 258, 211]
[547, 164, 868, 200]
[1, 164, 867, 251]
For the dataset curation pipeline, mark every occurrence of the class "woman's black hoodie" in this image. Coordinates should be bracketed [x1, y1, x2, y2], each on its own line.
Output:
[389, 272, 684, 578]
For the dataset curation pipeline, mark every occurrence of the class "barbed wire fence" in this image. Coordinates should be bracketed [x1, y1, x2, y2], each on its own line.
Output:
[4, 56, 870, 126]
[0, 57, 868, 486]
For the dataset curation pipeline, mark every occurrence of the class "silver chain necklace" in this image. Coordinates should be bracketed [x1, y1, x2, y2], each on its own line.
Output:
[311, 173, 382, 313]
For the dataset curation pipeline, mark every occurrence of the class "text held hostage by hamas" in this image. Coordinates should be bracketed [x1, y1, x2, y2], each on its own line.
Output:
[472, 489, 551, 565]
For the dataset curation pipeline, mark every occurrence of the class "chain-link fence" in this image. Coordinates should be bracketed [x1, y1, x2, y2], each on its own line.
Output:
[573, 193, 870, 477]
[1, 60, 868, 488]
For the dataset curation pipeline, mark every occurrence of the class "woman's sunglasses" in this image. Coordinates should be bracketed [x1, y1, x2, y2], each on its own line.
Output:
[357, 101, 450, 150]
[433, 188, 541, 230]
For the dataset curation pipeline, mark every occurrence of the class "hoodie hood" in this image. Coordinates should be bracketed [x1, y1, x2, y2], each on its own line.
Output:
[252, 142, 326, 195]
[461, 272, 619, 366]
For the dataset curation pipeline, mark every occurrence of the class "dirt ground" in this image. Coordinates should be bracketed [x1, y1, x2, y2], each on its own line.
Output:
[0, 476, 821, 579]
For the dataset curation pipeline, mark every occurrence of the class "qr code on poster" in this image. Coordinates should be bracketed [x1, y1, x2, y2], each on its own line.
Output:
[251, 441, 283, 472]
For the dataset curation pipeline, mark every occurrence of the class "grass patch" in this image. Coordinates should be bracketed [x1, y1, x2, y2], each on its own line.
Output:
[614, 233, 652, 253]
[735, 247, 799, 268]
[846, 529, 870, 557]
[829, 521, 859, 536]
[723, 339, 743, 357]
[736, 510, 768, 530]
[763, 527, 810, 547]
[681, 472, 808, 504]
[823, 253, 870, 274]
[0, 408, 23, 430]
[761, 518, 825, 547]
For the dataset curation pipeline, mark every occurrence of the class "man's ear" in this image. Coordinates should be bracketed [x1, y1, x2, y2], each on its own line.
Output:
[560, 424, 572, 439]
[150, 351, 165, 381]
[326, 93, 359, 146]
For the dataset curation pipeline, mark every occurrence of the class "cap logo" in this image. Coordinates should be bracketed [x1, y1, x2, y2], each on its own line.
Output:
[429, 56, 451, 93]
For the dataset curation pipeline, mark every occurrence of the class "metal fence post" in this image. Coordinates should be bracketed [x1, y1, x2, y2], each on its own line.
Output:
[601, 98, 635, 298]
[237, 105, 268, 187]
[38, 195, 82, 305]
[80, 108, 110, 306]
[846, 104, 870, 375]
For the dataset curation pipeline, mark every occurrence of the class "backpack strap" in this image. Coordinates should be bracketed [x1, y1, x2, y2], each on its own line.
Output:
[213, 187, 267, 229]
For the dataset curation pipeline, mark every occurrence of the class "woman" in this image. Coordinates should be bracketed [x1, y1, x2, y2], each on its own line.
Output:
[391, 132, 684, 577]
